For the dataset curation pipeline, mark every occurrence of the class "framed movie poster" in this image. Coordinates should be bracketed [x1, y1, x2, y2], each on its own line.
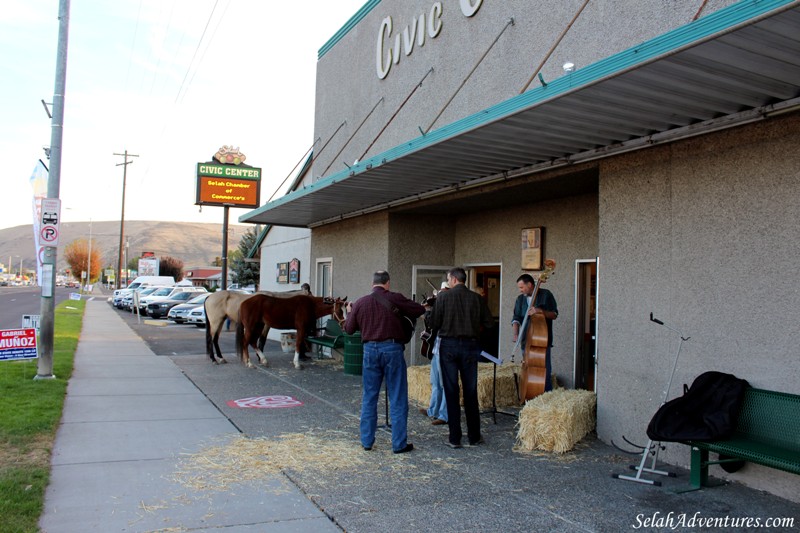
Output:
[277, 262, 288, 283]
[521, 227, 544, 270]
[288, 258, 300, 284]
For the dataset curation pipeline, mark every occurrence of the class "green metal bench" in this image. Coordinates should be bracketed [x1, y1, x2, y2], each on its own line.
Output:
[683, 387, 800, 491]
[307, 319, 346, 354]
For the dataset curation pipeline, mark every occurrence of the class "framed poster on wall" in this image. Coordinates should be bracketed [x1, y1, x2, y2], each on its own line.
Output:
[277, 262, 288, 283]
[288, 258, 300, 284]
[521, 227, 544, 270]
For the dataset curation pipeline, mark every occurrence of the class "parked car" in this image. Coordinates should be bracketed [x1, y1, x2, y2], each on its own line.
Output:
[147, 291, 206, 319]
[119, 286, 163, 311]
[138, 286, 206, 316]
[167, 293, 210, 324]
[187, 305, 207, 328]
[113, 275, 177, 307]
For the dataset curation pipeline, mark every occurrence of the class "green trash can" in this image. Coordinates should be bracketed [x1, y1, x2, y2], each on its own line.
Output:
[343, 332, 363, 376]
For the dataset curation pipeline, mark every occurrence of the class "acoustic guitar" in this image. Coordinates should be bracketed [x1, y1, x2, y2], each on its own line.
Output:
[419, 294, 437, 359]
[519, 259, 556, 403]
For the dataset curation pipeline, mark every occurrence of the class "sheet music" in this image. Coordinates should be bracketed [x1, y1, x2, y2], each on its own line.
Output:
[481, 351, 502, 365]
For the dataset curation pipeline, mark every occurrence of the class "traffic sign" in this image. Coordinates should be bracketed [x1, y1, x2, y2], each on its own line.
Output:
[40, 198, 61, 247]
[40, 225, 59, 244]
[22, 314, 40, 330]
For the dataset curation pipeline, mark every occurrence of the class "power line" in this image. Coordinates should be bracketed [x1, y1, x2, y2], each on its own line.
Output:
[174, 0, 220, 104]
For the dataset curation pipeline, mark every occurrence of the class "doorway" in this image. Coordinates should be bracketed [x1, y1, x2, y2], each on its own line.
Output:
[410, 265, 452, 365]
[573, 259, 598, 391]
[466, 264, 501, 360]
[316, 258, 332, 297]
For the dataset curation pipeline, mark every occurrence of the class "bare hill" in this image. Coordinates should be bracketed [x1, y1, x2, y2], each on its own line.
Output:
[0, 221, 253, 274]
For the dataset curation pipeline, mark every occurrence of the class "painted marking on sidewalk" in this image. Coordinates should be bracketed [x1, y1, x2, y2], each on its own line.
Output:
[226, 395, 304, 409]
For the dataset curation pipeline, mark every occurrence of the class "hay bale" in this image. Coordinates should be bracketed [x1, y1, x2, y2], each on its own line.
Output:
[407, 363, 520, 409]
[476, 363, 520, 409]
[515, 389, 596, 454]
[407, 365, 432, 406]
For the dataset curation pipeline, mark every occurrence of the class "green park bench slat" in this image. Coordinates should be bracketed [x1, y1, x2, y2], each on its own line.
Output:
[684, 387, 800, 491]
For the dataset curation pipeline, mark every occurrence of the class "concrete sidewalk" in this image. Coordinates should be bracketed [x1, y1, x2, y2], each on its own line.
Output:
[40, 298, 340, 532]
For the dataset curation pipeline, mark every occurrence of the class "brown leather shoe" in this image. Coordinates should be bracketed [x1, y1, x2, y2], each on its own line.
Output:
[418, 408, 430, 417]
[432, 418, 447, 425]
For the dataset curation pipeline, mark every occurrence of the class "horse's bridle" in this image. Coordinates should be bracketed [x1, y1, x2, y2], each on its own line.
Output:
[332, 299, 347, 325]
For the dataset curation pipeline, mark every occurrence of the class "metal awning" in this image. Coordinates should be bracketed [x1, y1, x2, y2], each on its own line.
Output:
[240, 0, 800, 228]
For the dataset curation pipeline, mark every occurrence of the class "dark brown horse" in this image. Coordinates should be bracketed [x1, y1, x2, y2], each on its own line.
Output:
[237, 294, 346, 369]
[204, 289, 308, 364]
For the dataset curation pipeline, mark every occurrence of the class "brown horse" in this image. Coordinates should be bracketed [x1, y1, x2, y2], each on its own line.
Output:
[237, 294, 346, 369]
[204, 288, 308, 364]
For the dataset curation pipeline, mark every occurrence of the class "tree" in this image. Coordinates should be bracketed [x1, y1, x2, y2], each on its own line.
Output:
[159, 256, 184, 281]
[63, 238, 102, 283]
[231, 226, 260, 289]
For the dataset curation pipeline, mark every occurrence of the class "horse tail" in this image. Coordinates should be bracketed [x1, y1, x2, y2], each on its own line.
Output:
[204, 299, 213, 358]
[235, 319, 245, 361]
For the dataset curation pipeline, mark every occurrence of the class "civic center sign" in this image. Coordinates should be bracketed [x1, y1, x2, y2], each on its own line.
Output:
[196, 146, 261, 209]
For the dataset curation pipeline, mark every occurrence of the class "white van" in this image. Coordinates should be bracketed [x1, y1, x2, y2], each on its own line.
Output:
[112, 276, 176, 307]
[127, 276, 176, 290]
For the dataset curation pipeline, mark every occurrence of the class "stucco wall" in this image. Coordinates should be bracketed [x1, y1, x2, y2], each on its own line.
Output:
[388, 213, 456, 296]
[311, 192, 598, 383]
[454, 193, 599, 388]
[311, 0, 738, 183]
[598, 114, 800, 500]
[311, 211, 390, 299]
[259, 226, 311, 293]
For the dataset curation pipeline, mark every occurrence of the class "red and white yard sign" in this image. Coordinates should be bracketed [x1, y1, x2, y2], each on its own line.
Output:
[0, 329, 38, 361]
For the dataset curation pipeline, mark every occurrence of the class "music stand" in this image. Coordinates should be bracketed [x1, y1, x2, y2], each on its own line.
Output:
[480, 351, 517, 424]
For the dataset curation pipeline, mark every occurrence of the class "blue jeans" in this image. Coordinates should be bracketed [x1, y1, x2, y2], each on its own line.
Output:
[439, 337, 481, 445]
[360, 340, 409, 452]
[426, 350, 447, 421]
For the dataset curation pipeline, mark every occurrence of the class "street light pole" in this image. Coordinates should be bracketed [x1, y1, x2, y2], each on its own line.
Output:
[37, 0, 70, 380]
[85, 219, 92, 292]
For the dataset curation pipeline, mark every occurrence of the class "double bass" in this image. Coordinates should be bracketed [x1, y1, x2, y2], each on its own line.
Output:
[519, 259, 556, 403]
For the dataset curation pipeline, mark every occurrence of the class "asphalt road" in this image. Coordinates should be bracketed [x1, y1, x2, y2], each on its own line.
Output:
[0, 285, 75, 330]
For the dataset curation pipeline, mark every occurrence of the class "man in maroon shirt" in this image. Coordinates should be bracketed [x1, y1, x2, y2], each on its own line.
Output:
[345, 271, 425, 453]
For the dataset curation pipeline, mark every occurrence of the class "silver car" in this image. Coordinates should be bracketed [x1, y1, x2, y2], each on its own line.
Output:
[187, 305, 207, 328]
[167, 293, 210, 324]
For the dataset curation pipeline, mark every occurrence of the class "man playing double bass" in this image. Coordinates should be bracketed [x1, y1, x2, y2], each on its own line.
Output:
[512, 273, 558, 392]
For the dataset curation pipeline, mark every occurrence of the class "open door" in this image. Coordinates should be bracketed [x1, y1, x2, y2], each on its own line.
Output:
[573, 259, 598, 391]
[465, 264, 501, 360]
[410, 265, 452, 366]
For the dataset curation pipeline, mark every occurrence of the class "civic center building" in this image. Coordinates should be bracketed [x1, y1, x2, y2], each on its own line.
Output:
[241, 0, 800, 500]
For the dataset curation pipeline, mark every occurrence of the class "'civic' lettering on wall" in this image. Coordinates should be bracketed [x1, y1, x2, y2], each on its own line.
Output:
[376, 0, 484, 80]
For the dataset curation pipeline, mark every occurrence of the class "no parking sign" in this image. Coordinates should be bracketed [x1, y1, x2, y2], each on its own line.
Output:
[40, 198, 61, 247]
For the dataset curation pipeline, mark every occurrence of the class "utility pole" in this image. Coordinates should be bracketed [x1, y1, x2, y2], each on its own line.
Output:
[84, 219, 92, 292]
[37, 0, 70, 380]
[114, 151, 138, 289]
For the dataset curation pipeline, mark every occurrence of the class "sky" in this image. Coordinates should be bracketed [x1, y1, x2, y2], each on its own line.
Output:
[0, 0, 368, 231]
